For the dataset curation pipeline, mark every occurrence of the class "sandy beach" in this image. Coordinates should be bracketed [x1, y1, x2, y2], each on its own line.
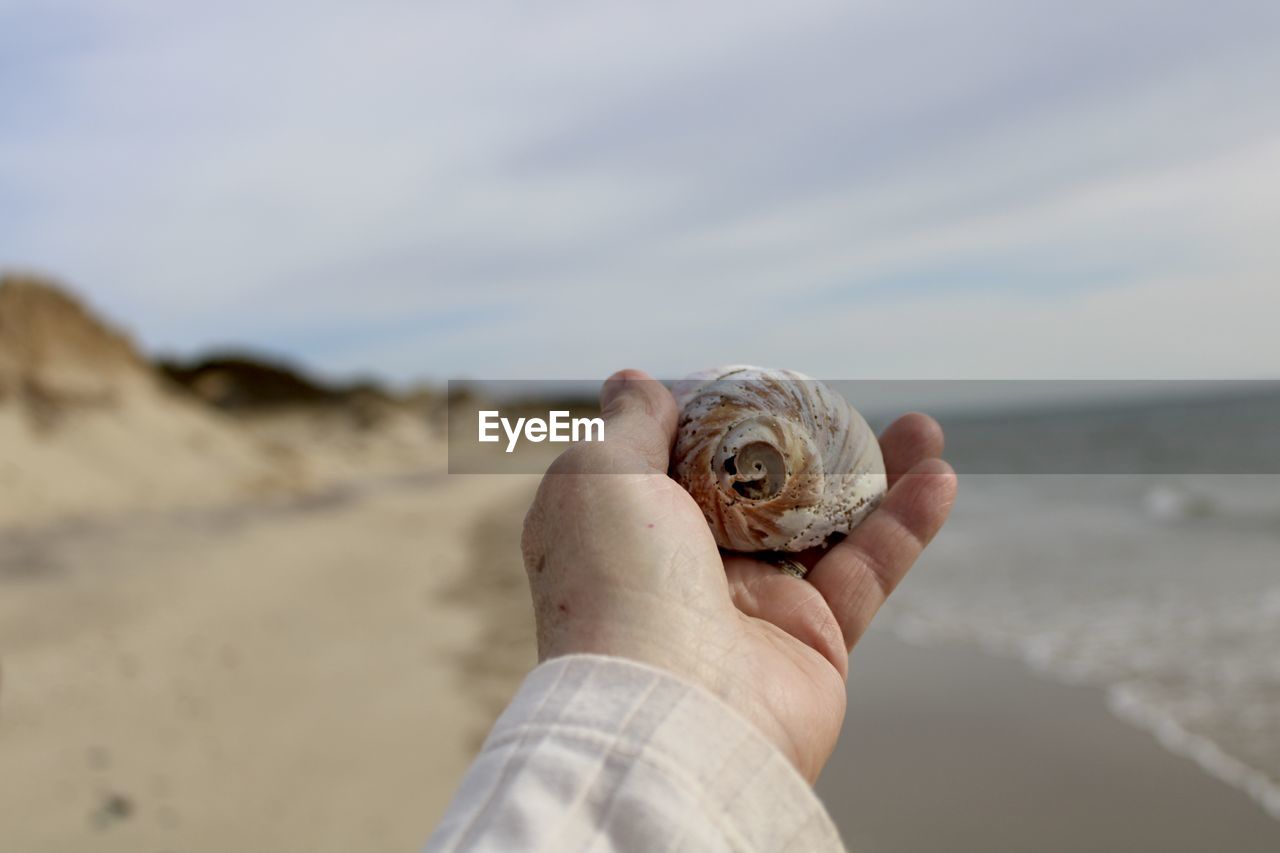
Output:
[0, 467, 535, 852]
[3, 463, 1278, 851]
[2, 281, 1277, 850]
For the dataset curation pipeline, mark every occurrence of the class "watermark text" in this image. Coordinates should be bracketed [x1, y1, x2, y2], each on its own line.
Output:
[478, 410, 605, 453]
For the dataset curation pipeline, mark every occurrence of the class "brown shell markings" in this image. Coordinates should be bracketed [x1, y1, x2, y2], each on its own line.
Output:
[671, 365, 887, 552]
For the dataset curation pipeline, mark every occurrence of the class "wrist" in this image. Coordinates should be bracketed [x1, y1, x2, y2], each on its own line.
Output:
[539, 628, 812, 779]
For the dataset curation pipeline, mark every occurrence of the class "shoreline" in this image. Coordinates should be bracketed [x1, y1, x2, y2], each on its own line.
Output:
[5, 467, 1276, 851]
[887, 620, 1280, 827]
[453, 485, 1280, 847]
[819, 632, 1280, 852]
[1104, 680, 1280, 824]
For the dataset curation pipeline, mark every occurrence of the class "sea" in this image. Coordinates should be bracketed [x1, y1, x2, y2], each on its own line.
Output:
[866, 386, 1280, 820]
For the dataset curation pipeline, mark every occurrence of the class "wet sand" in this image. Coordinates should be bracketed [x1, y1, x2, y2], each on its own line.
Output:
[819, 632, 1280, 852]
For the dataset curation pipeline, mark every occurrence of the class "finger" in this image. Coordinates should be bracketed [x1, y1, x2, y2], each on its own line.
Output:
[879, 412, 945, 487]
[807, 457, 957, 650]
[723, 556, 849, 679]
[597, 369, 679, 472]
[780, 413, 948, 571]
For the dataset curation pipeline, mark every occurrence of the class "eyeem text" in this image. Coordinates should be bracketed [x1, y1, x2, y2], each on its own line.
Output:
[478, 410, 605, 453]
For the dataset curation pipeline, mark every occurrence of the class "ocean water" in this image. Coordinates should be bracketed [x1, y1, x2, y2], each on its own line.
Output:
[876, 392, 1280, 820]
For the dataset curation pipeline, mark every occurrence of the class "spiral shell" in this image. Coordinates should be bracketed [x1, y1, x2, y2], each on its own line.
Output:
[672, 366, 886, 552]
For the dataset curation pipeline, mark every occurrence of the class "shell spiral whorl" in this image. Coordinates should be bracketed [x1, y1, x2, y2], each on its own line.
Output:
[671, 366, 887, 552]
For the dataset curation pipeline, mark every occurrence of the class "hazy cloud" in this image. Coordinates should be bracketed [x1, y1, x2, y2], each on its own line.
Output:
[2, 0, 1278, 381]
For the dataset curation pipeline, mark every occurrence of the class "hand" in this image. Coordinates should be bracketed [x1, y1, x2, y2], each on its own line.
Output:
[520, 369, 957, 781]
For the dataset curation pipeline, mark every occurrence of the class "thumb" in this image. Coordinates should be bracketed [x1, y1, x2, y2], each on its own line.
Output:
[598, 369, 679, 472]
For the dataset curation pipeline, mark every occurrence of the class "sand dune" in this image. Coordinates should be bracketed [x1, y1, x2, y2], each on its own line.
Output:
[0, 275, 441, 528]
[0, 276, 294, 526]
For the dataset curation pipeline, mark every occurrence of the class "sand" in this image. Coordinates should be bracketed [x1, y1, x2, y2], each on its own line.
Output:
[819, 632, 1280, 852]
[5, 277, 1274, 848]
[0, 462, 536, 852]
[0, 278, 294, 526]
[0, 276, 447, 528]
[4, 458, 1279, 851]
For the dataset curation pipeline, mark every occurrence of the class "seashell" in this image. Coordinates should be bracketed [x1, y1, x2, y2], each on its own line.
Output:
[671, 365, 886, 552]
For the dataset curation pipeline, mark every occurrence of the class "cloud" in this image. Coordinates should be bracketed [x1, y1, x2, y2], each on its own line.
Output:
[1, 0, 1278, 381]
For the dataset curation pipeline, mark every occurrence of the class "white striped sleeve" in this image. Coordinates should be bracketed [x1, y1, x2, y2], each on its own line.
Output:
[425, 654, 845, 853]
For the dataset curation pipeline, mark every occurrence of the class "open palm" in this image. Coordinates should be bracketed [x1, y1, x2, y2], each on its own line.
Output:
[522, 370, 956, 782]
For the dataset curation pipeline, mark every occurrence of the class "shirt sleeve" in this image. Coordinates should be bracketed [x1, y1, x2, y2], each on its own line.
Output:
[424, 653, 845, 853]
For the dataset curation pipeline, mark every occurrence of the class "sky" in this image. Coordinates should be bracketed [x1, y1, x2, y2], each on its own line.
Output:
[2, 0, 1279, 384]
